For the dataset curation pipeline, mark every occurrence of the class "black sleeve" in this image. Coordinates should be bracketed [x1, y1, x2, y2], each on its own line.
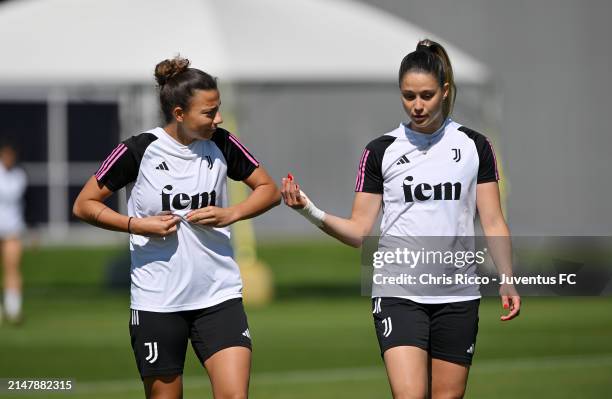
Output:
[458, 126, 500, 184]
[355, 135, 396, 193]
[94, 133, 157, 191]
[210, 128, 259, 181]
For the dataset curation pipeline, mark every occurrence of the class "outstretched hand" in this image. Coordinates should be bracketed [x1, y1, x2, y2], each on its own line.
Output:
[281, 173, 308, 209]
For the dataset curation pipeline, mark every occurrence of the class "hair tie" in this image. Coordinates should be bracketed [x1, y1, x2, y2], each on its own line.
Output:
[417, 43, 435, 53]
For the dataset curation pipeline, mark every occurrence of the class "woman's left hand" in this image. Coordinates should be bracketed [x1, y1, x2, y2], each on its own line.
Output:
[499, 283, 521, 321]
[186, 206, 238, 228]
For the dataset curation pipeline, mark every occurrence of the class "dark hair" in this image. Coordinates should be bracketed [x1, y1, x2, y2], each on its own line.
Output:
[154, 56, 218, 123]
[398, 39, 456, 119]
[0, 136, 18, 152]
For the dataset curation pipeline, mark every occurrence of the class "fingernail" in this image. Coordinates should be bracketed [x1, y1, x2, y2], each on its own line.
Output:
[287, 173, 294, 181]
[503, 304, 509, 309]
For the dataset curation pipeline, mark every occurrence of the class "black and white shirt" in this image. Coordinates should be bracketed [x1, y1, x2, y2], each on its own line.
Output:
[95, 127, 259, 312]
[356, 118, 499, 303]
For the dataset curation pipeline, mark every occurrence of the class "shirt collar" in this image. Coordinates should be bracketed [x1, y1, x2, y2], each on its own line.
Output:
[401, 118, 451, 148]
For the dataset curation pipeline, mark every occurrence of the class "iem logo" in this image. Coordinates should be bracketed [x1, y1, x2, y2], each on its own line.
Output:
[161, 185, 217, 211]
[403, 176, 461, 202]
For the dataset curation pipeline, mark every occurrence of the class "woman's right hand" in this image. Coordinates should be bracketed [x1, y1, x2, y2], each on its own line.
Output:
[281, 174, 308, 209]
[280, 172, 381, 247]
[131, 214, 181, 237]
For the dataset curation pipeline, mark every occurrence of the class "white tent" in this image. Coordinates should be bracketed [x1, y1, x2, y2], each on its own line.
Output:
[0, 0, 489, 85]
[0, 0, 492, 244]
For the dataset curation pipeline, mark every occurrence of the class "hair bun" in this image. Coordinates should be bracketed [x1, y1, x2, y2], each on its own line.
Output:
[416, 39, 436, 53]
[154, 56, 191, 86]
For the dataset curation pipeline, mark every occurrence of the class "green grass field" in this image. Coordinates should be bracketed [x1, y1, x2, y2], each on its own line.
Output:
[1, 242, 611, 398]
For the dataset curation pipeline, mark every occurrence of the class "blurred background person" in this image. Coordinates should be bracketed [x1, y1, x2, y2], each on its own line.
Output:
[0, 140, 27, 325]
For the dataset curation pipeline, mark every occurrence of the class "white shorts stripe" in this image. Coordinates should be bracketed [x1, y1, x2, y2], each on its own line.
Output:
[131, 309, 140, 326]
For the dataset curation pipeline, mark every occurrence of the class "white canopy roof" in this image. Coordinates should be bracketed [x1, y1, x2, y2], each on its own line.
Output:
[0, 0, 490, 85]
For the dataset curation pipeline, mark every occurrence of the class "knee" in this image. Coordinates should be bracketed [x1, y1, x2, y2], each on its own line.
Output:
[215, 393, 247, 399]
[393, 394, 427, 399]
[392, 387, 428, 399]
[431, 388, 466, 399]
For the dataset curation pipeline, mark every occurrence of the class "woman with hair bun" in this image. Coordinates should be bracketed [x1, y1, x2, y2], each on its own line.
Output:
[282, 39, 520, 398]
[73, 56, 280, 399]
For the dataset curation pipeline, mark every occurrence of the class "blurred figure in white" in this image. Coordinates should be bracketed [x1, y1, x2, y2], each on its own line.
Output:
[0, 141, 27, 325]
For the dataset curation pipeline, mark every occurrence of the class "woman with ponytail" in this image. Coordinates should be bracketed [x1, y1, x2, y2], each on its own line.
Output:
[73, 56, 280, 399]
[282, 39, 520, 398]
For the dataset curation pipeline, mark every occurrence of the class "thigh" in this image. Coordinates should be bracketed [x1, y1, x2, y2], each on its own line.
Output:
[429, 299, 479, 366]
[190, 298, 252, 398]
[430, 358, 470, 399]
[129, 309, 190, 379]
[374, 298, 431, 399]
[143, 374, 183, 399]
[384, 346, 429, 399]
[205, 347, 251, 399]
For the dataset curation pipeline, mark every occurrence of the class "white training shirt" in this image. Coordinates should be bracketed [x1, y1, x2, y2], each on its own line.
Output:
[95, 127, 259, 312]
[355, 118, 500, 304]
[0, 162, 27, 237]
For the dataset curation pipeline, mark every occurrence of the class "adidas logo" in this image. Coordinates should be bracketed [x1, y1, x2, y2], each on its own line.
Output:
[242, 329, 251, 339]
[467, 343, 474, 354]
[396, 155, 410, 165]
[155, 161, 169, 171]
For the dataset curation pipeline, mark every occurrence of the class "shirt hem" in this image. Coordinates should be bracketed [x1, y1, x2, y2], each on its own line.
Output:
[376, 295, 482, 304]
[130, 293, 243, 312]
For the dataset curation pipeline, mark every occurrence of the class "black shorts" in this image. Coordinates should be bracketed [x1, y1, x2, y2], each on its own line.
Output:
[129, 298, 251, 378]
[372, 297, 479, 365]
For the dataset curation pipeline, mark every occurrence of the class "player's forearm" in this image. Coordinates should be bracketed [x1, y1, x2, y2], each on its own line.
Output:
[320, 214, 367, 248]
[73, 199, 130, 233]
[482, 219, 513, 277]
[232, 182, 281, 222]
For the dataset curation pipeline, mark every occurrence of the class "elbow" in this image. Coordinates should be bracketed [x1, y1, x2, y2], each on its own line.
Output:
[270, 187, 282, 207]
[72, 203, 81, 220]
[481, 216, 509, 235]
[256, 182, 281, 208]
[347, 236, 365, 249]
[72, 199, 84, 221]
[274, 188, 282, 205]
